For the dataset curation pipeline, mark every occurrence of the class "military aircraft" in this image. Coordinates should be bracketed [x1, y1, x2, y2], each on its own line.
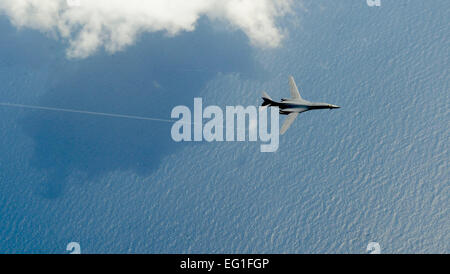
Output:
[262, 76, 340, 135]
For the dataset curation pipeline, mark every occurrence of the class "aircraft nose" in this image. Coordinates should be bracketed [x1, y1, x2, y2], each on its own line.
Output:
[331, 104, 340, 109]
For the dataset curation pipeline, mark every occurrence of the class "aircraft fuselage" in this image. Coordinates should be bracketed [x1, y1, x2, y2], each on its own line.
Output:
[271, 99, 340, 115]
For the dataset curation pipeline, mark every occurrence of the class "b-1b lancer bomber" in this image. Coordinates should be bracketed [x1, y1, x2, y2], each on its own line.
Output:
[261, 76, 340, 135]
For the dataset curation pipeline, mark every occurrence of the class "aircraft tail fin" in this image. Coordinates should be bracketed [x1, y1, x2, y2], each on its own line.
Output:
[261, 91, 273, 107]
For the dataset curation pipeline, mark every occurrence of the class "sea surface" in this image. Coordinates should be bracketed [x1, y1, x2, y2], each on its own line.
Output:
[0, 0, 448, 253]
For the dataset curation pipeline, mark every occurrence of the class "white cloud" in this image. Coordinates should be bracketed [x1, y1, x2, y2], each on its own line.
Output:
[0, 0, 291, 58]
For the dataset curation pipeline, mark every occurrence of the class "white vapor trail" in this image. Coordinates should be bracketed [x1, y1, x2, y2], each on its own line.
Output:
[0, 102, 176, 123]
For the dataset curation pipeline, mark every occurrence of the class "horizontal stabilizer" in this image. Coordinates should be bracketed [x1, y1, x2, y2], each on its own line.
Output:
[262, 91, 272, 100]
[261, 91, 273, 107]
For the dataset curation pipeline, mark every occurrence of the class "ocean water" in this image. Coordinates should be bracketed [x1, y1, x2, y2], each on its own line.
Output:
[0, 0, 448, 253]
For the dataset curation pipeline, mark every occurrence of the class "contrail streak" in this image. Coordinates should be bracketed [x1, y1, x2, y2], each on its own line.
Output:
[0, 102, 177, 124]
